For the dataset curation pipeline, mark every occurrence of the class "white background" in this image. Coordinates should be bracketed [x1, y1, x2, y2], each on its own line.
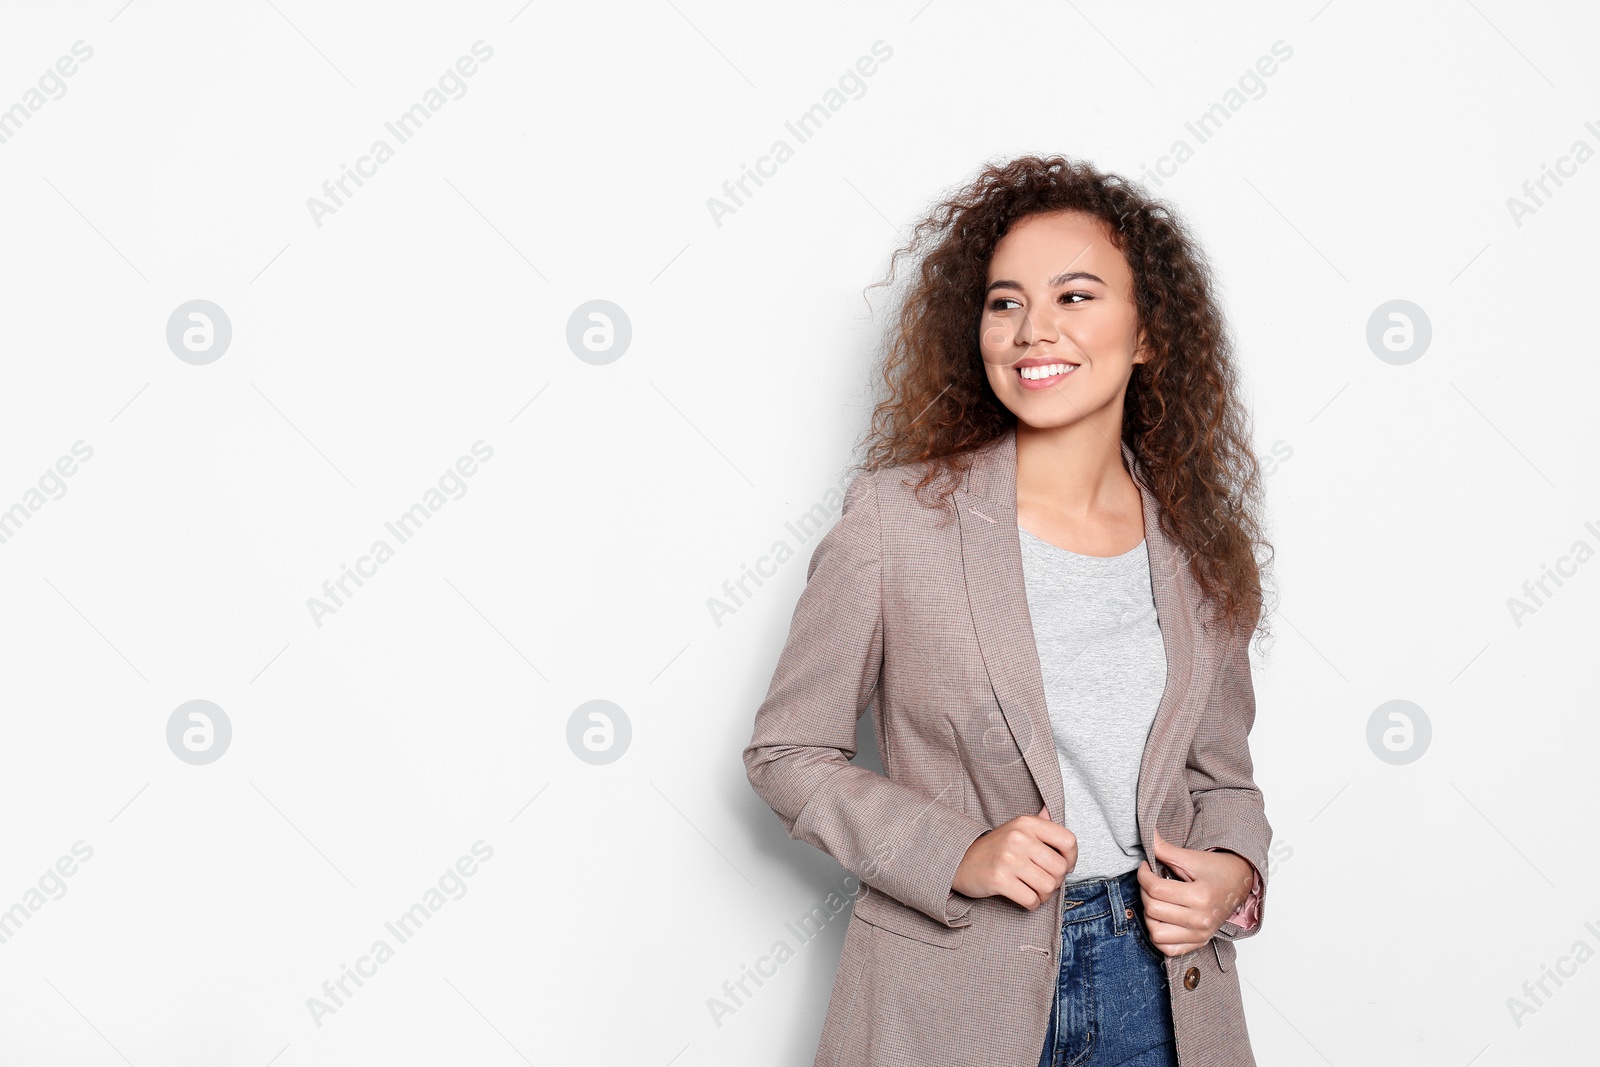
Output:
[0, 1, 1595, 1064]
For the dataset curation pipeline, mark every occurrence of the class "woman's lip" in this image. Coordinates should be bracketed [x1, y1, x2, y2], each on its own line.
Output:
[1016, 364, 1079, 390]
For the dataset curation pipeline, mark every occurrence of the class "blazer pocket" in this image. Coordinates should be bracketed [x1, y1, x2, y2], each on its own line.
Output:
[1212, 936, 1236, 973]
[851, 887, 967, 950]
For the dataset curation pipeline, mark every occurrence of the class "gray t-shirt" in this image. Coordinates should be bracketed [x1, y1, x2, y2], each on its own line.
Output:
[1017, 525, 1167, 885]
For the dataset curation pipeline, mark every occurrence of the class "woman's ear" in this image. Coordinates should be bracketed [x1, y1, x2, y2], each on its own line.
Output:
[1132, 330, 1151, 365]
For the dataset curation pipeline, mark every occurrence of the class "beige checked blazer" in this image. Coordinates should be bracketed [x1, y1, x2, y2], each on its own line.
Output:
[743, 425, 1270, 1067]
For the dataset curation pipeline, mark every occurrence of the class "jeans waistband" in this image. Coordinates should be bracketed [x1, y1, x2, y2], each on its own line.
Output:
[1058, 867, 1143, 933]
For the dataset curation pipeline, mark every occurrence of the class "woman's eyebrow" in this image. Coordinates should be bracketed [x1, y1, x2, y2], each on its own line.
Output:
[986, 270, 1106, 294]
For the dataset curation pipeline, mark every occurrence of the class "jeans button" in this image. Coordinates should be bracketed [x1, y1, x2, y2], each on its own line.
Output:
[1124, 907, 1135, 919]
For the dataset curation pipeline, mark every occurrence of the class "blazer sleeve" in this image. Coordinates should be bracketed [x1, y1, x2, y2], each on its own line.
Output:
[1184, 608, 1271, 942]
[742, 468, 993, 928]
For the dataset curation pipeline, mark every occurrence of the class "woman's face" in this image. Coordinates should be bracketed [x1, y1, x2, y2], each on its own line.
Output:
[978, 210, 1148, 431]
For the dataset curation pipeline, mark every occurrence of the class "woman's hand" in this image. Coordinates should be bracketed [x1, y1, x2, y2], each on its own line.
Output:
[953, 805, 1077, 910]
[1136, 827, 1255, 955]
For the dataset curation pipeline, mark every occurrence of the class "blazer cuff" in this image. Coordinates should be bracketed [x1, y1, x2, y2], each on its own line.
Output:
[800, 766, 994, 928]
[1206, 847, 1262, 935]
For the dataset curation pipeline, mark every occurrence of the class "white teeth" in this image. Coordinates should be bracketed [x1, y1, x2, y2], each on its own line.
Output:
[1019, 363, 1076, 380]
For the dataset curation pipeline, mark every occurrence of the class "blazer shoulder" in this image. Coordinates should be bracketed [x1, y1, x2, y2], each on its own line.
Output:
[863, 457, 954, 499]
[857, 460, 967, 541]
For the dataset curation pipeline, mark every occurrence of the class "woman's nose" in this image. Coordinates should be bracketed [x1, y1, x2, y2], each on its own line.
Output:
[1016, 305, 1059, 346]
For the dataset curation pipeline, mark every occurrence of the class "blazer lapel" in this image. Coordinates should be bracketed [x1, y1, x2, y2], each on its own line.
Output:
[955, 434, 1064, 825]
[954, 426, 1215, 872]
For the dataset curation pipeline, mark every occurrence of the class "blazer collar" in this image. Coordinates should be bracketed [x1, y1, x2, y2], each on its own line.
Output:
[951, 425, 1214, 859]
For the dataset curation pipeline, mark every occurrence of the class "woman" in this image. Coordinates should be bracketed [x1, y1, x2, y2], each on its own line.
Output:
[744, 155, 1274, 1067]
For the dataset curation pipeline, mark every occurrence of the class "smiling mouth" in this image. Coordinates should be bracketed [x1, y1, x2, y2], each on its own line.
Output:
[1017, 362, 1079, 381]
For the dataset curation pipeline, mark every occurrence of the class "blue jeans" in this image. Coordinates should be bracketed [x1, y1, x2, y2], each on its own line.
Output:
[1037, 867, 1178, 1067]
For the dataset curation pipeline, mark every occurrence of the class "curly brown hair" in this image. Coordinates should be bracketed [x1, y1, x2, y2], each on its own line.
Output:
[853, 154, 1273, 646]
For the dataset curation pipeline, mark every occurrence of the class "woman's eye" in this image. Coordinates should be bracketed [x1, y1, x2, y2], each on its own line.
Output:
[988, 292, 1090, 312]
